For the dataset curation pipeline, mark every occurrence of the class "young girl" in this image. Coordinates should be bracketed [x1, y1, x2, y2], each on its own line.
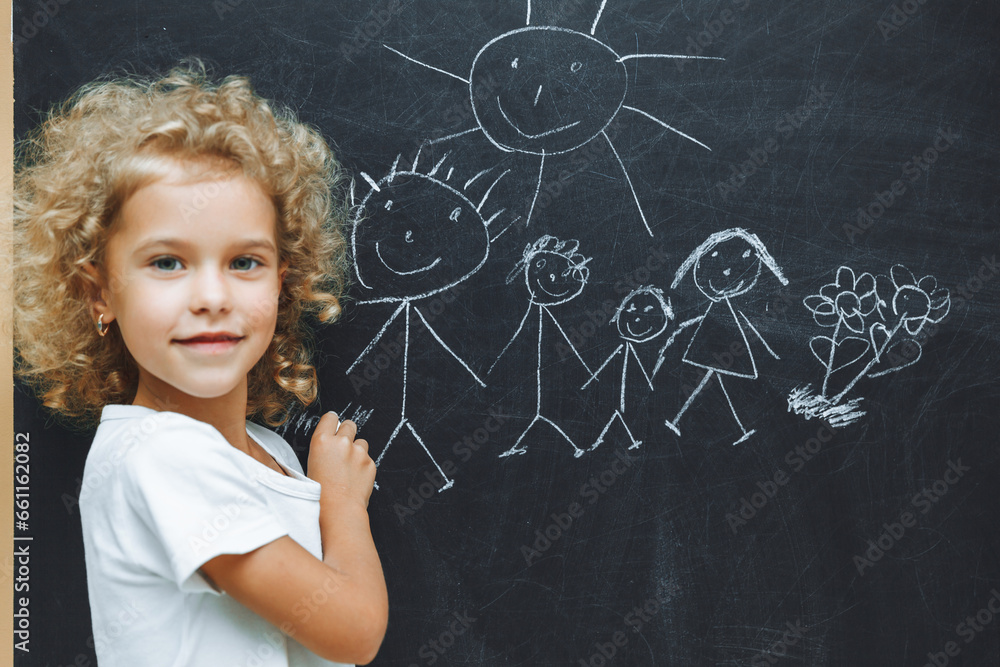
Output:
[13, 61, 388, 666]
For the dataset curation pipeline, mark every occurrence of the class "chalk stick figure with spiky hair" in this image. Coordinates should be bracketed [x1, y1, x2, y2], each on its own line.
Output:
[664, 228, 788, 446]
[347, 151, 521, 490]
[581, 285, 675, 450]
[490, 235, 594, 458]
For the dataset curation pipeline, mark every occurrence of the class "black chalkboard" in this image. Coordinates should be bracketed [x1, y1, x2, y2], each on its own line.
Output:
[13, 0, 1000, 665]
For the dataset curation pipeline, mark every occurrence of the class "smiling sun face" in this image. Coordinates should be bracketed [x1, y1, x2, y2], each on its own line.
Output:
[693, 238, 762, 301]
[385, 6, 722, 234]
[353, 171, 490, 301]
[470, 27, 627, 156]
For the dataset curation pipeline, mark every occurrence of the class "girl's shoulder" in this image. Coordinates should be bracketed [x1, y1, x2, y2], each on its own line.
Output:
[246, 420, 302, 474]
[91, 405, 227, 454]
[87, 405, 247, 486]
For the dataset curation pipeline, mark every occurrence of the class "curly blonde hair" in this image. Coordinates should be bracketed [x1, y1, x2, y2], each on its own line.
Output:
[14, 60, 349, 428]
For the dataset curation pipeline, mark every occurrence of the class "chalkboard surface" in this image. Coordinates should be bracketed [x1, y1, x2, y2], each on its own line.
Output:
[13, 0, 1000, 665]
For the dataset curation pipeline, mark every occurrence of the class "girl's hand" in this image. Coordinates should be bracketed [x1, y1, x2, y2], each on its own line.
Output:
[307, 412, 376, 509]
[201, 411, 387, 664]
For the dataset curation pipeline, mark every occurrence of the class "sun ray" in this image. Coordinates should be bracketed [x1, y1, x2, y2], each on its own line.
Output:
[349, 179, 356, 207]
[383, 44, 470, 84]
[526, 0, 531, 25]
[426, 127, 482, 145]
[618, 53, 725, 63]
[388, 153, 402, 183]
[360, 171, 380, 192]
[464, 166, 494, 190]
[483, 208, 506, 227]
[477, 169, 511, 212]
[601, 130, 652, 236]
[623, 105, 712, 151]
[411, 143, 425, 172]
[426, 150, 452, 177]
[591, 0, 609, 35]
[490, 215, 522, 243]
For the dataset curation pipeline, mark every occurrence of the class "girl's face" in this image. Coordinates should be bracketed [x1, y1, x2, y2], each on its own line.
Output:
[693, 238, 761, 300]
[95, 162, 285, 409]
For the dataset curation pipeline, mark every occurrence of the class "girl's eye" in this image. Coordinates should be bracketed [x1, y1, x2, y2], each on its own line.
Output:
[152, 257, 181, 271]
[232, 256, 260, 271]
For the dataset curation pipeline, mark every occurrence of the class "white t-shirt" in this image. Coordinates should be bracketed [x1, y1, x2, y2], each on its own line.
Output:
[79, 404, 351, 667]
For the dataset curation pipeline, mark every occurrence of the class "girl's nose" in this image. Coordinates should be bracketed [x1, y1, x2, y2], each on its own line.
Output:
[189, 268, 233, 313]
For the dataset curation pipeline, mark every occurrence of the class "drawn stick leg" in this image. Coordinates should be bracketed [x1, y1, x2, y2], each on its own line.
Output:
[499, 414, 539, 458]
[539, 415, 586, 458]
[405, 422, 454, 491]
[591, 410, 642, 451]
[500, 414, 586, 458]
[665, 368, 713, 436]
[373, 418, 455, 492]
[716, 374, 755, 446]
[371, 417, 408, 490]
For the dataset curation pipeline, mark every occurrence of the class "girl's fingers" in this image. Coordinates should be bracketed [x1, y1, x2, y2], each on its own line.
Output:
[316, 411, 340, 434]
[335, 419, 358, 440]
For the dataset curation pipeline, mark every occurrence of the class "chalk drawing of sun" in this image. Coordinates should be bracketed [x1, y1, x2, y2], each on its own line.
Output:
[384, 0, 723, 236]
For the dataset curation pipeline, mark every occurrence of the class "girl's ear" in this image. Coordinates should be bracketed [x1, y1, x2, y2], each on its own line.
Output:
[81, 261, 116, 325]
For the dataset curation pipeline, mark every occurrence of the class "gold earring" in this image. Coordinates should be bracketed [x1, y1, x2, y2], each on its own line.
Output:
[97, 314, 107, 337]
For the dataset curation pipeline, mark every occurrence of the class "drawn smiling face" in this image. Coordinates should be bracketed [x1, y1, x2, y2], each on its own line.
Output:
[615, 288, 671, 343]
[470, 27, 627, 156]
[692, 238, 762, 301]
[525, 250, 587, 305]
[353, 172, 489, 301]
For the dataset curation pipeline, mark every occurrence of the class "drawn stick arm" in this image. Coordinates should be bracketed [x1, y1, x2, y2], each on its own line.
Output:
[413, 307, 486, 387]
[581, 344, 624, 389]
[488, 305, 533, 376]
[630, 346, 656, 391]
[652, 315, 704, 377]
[546, 309, 593, 375]
[741, 311, 780, 360]
[346, 302, 407, 375]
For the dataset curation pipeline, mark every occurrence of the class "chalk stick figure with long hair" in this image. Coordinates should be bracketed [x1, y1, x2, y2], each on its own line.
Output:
[664, 228, 788, 445]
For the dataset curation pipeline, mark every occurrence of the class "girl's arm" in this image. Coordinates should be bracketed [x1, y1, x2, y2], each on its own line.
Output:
[200, 412, 388, 665]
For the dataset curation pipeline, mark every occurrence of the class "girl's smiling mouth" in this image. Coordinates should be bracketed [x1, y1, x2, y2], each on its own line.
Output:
[173, 332, 245, 353]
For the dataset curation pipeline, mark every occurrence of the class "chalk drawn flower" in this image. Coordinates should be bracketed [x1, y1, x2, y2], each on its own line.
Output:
[793, 263, 952, 426]
[804, 266, 878, 333]
[880, 265, 950, 335]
